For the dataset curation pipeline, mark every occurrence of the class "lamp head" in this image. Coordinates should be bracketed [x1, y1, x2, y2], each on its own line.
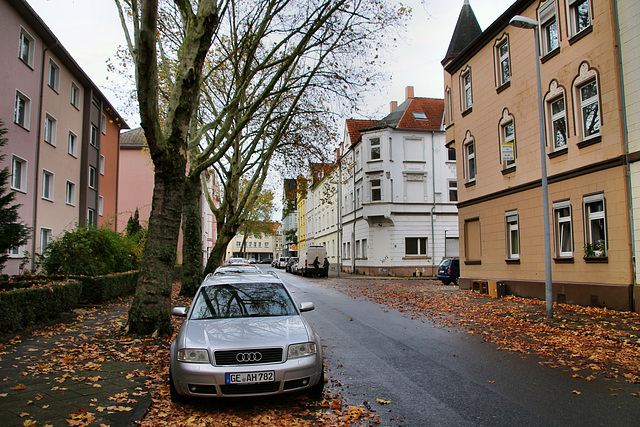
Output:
[509, 15, 538, 29]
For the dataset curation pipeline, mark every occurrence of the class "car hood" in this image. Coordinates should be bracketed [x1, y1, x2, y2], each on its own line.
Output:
[178, 315, 313, 351]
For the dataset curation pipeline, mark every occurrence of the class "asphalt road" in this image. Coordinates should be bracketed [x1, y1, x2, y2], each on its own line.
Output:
[271, 268, 640, 427]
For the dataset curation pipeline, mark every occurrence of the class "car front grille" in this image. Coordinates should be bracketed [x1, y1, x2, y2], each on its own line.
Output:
[220, 382, 280, 395]
[214, 348, 283, 366]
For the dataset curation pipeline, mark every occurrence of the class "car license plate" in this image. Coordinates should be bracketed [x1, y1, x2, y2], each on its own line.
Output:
[225, 371, 275, 384]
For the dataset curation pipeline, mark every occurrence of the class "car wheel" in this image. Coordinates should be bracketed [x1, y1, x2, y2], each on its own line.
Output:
[169, 369, 187, 403]
[305, 370, 325, 399]
[442, 280, 450, 286]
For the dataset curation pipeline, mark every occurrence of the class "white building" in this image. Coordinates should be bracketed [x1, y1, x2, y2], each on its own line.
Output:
[339, 87, 458, 276]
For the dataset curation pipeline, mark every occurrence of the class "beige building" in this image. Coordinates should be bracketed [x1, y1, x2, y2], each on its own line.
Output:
[443, 0, 634, 310]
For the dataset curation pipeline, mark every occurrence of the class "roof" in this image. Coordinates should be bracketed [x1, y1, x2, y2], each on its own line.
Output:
[309, 162, 334, 186]
[369, 97, 444, 132]
[442, 0, 483, 65]
[345, 119, 378, 146]
[120, 128, 147, 148]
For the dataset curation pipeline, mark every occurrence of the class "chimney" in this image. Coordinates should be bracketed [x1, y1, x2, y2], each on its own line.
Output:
[405, 86, 414, 100]
[390, 101, 398, 112]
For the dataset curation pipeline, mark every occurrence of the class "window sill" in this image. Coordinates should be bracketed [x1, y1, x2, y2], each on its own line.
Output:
[548, 147, 568, 159]
[540, 47, 560, 64]
[584, 256, 608, 263]
[577, 135, 601, 149]
[505, 258, 520, 264]
[445, 123, 454, 130]
[461, 107, 473, 117]
[501, 166, 516, 176]
[367, 159, 383, 164]
[496, 80, 510, 94]
[464, 259, 481, 265]
[568, 25, 593, 45]
[464, 180, 476, 188]
[403, 256, 430, 260]
[554, 257, 574, 264]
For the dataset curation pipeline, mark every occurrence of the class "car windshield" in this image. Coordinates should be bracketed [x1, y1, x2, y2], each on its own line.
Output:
[190, 282, 298, 319]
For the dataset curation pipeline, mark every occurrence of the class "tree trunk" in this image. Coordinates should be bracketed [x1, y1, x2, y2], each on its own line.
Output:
[180, 174, 203, 297]
[203, 220, 236, 275]
[128, 156, 185, 336]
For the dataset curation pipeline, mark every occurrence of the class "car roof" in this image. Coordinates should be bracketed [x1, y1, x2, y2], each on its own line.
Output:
[200, 272, 282, 288]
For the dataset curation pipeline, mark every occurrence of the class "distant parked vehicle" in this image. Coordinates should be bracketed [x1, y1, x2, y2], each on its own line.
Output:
[286, 257, 299, 273]
[437, 257, 460, 286]
[260, 258, 273, 265]
[298, 246, 328, 277]
[226, 257, 249, 265]
[276, 257, 290, 269]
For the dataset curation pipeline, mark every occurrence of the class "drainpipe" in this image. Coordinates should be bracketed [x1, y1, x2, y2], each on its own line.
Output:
[613, 0, 636, 310]
[31, 40, 59, 271]
[431, 132, 436, 274]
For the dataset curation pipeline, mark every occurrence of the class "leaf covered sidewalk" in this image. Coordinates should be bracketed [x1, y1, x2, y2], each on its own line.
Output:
[324, 277, 640, 390]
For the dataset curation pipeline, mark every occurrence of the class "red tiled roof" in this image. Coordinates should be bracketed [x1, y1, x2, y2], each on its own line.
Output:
[346, 119, 378, 145]
[396, 98, 444, 131]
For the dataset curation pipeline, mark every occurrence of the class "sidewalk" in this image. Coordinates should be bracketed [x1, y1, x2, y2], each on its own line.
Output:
[0, 298, 152, 427]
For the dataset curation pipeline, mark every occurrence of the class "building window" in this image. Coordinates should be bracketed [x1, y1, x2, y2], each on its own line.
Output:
[406, 237, 427, 256]
[236, 241, 241, 247]
[448, 181, 458, 202]
[550, 96, 567, 150]
[583, 193, 606, 256]
[568, 0, 591, 36]
[68, 131, 78, 157]
[11, 156, 27, 192]
[505, 210, 520, 259]
[44, 114, 57, 146]
[99, 196, 104, 216]
[48, 59, 60, 92]
[265, 242, 269, 248]
[460, 67, 472, 112]
[40, 228, 53, 254]
[87, 208, 96, 227]
[495, 36, 510, 87]
[100, 155, 105, 175]
[19, 27, 35, 67]
[65, 181, 76, 206]
[445, 87, 453, 126]
[355, 240, 360, 258]
[578, 80, 600, 139]
[101, 113, 107, 135]
[464, 137, 476, 183]
[539, 0, 559, 55]
[42, 170, 54, 201]
[465, 218, 482, 260]
[14, 91, 31, 129]
[370, 137, 381, 160]
[89, 166, 96, 189]
[553, 200, 573, 257]
[90, 124, 98, 147]
[371, 179, 381, 201]
[447, 147, 456, 162]
[500, 117, 516, 168]
[70, 82, 80, 108]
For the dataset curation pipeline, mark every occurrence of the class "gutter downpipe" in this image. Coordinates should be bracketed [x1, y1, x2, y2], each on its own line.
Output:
[31, 40, 58, 271]
[431, 133, 436, 275]
[613, 0, 636, 310]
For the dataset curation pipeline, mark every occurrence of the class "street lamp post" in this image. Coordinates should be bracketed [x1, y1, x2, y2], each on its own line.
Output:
[509, 15, 553, 319]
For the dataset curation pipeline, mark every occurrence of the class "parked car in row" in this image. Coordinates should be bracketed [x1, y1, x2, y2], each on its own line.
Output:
[285, 257, 299, 273]
[276, 257, 290, 269]
[169, 273, 324, 401]
[437, 257, 460, 286]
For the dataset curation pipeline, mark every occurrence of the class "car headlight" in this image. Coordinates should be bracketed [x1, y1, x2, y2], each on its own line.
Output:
[177, 349, 210, 363]
[288, 342, 317, 359]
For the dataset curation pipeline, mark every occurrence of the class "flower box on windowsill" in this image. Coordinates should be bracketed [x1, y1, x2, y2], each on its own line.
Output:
[584, 256, 608, 263]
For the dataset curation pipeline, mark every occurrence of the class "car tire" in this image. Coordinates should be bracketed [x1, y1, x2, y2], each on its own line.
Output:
[442, 280, 450, 286]
[306, 370, 325, 399]
[169, 369, 187, 403]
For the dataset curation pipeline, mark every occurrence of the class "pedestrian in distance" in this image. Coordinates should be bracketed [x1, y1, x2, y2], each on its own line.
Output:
[323, 257, 330, 278]
[312, 256, 320, 278]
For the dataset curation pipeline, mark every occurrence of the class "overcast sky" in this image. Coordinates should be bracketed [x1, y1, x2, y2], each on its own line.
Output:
[28, 0, 516, 125]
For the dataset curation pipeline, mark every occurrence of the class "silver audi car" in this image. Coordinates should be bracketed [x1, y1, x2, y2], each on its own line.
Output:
[169, 273, 324, 401]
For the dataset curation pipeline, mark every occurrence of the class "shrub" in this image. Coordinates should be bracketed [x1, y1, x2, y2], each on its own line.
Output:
[42, 226, 140, 276]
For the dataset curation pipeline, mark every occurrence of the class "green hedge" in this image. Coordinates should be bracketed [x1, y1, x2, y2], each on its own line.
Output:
[0, 271, 140, 333]
[0, 280, 82, 332]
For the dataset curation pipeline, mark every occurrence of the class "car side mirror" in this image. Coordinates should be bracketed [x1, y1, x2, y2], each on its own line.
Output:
[299, 302, 315, 312]
[171, 307, 188, 317]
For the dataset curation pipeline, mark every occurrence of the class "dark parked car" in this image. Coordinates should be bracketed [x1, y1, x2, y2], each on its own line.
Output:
[437, 257, 460, 286]
[260, 258, 273, 264]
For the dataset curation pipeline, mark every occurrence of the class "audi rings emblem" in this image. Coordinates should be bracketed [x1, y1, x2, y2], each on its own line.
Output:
[236, 352, 262, 363]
